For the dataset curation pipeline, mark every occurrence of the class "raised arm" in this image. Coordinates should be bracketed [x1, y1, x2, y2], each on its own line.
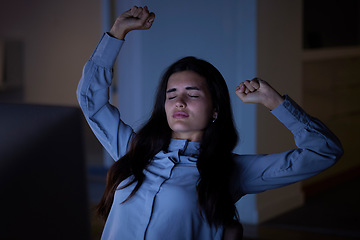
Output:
[231, 78, 344, 200]
[76, 6, 155, 161]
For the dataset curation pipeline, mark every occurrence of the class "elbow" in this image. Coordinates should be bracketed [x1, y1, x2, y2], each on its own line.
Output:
[76, 86, 81, 105]
[76, 62, 92, 108]
[327, 141, 344, 166]
[76, 78, 83, 105]
[76, 87, 85, 113]
[76, 76, 88, 111]
[334, 143, 344, 162]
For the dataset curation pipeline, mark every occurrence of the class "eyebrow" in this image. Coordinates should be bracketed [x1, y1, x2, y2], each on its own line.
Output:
[166, 86, 200, 93]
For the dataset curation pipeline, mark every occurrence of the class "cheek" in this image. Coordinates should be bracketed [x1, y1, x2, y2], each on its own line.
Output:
[164, 101, 169, 112]
[164, 102, 172, 120]
[196, 102, 213, 122]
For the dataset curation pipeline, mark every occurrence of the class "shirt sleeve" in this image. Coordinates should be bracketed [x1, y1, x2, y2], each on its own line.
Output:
[231, 95, 343, 201]
[76, 33, 135, 161]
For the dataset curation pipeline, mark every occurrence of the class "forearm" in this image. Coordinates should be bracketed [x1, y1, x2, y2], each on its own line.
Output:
[76, 33, 123, 114]
[76, 33, 134, 161]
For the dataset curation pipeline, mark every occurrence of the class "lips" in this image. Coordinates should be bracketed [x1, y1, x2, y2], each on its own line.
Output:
[173, 111, 189, 119]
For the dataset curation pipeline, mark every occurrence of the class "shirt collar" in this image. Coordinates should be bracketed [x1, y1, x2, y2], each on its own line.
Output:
[168, 139, 200, 157]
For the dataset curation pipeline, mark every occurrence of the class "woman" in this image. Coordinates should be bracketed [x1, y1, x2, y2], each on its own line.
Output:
[77, 6, 343, 240]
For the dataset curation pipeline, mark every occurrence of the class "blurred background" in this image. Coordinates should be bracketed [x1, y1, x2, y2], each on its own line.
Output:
[0, 0, 359, 239]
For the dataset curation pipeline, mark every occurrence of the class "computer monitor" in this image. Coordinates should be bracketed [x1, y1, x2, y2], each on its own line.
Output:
[0, 103, 90, 240]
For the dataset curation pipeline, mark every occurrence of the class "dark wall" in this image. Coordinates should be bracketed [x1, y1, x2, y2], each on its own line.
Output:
[303, 0, 360, 49]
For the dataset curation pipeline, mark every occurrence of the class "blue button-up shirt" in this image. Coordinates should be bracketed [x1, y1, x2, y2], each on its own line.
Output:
[77, 33, 343, 240]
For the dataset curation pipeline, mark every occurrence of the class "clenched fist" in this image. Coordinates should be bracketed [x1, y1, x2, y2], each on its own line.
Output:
[109, 6, 155, 40]
[235, 78, 284, 110]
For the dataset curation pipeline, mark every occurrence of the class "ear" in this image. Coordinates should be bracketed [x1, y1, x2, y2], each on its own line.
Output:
[212, 110, 218, 120]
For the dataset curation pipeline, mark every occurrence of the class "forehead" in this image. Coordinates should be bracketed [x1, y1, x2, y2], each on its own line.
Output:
[167, 71, 207, 89]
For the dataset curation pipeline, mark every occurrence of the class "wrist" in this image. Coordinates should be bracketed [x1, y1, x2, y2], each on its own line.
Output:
[265, 94, 284, 110]
[109, 26, 128, 40]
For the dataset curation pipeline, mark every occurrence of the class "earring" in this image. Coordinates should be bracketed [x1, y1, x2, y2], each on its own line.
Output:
[212, 112, 218, 123]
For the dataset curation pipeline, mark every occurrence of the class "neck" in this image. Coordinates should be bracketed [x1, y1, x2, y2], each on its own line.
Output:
[171, 132, 203, 142]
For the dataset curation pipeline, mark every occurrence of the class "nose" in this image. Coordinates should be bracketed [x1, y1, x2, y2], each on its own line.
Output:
[175, 97, 186, 108]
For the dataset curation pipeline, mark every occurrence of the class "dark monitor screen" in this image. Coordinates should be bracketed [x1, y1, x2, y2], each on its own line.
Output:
[0, 103, 90, 240]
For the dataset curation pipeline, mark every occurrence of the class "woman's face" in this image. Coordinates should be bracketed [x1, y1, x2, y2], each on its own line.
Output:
[165, 70, 217, 142]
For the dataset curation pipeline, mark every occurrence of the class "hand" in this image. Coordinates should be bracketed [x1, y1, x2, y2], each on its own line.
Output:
[235, 78, 284, 110]
[109, 6, 155, 40]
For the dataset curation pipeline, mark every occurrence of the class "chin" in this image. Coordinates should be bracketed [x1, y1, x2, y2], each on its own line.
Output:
[170, 122, 191, 131]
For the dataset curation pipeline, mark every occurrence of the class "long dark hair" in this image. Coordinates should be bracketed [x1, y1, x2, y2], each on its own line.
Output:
[97, 56, 239, 227]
